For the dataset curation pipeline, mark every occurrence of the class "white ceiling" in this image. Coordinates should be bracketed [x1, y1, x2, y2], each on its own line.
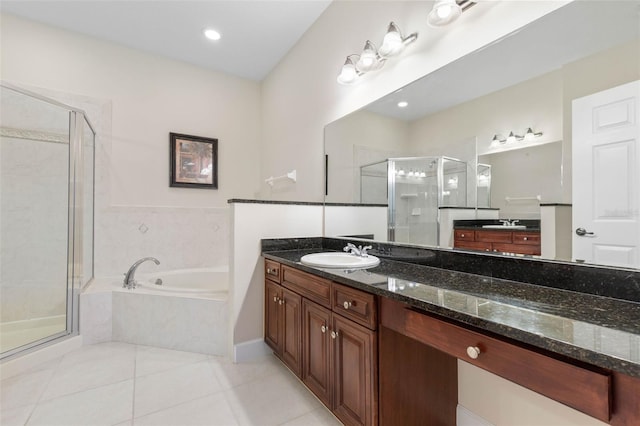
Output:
[0, 0, 332, 81]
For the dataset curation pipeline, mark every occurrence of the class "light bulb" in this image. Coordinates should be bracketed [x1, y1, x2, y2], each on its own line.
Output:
[507, 132, 516, 144]
[356, 41, 380, 72]
[398, 169, 405, 176]
[379, 23, 404, 57]
[524, 128, 542, 141]
[337, 56, 359, 85]
[397, 101, 408, 108]
[428, 0, 462, 27]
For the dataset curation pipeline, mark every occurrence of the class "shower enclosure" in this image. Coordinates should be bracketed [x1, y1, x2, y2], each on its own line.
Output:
[361, 156, 468, 246]
[0, 83, 95, 359]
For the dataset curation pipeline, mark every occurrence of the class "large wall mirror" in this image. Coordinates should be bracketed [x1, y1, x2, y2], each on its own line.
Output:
[324, 1, 640, 269]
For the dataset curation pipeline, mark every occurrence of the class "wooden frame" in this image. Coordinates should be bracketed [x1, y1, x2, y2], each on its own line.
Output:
[169, 132, 218, 189]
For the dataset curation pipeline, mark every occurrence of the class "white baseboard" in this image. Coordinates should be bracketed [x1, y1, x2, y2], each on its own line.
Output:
[0, 335, 83, 380]
[457, 404, 494, 426]
[233, 338, 270, 363]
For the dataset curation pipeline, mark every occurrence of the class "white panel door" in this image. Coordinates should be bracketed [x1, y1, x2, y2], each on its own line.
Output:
[572, 80, 640, 268]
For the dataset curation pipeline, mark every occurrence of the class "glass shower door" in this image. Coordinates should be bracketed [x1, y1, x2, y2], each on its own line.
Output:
[0, 86, 71, 355]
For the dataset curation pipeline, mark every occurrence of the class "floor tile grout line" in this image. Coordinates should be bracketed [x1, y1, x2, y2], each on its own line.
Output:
[22, 352, 66, 425]
[131, 344, 138, 422]
[131, 388, 231, 422]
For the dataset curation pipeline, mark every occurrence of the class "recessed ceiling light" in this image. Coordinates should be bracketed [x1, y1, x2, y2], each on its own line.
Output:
[397, 101, 409, 108]
[204, 28, 221, 41]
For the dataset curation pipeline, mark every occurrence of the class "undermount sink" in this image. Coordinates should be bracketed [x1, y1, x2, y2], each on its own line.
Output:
[482, 225, 527, 230]
[300, 252, 380, 269]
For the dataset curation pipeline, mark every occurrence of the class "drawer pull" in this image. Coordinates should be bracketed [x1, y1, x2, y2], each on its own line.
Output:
[273, 296, 278, 303]
[331, 331, 339, 339]
[466, 346, 481, 359]
[343, 301, 352, 310]
[267, 268, 279, 275]
[321, 325, 327, 333]
[279, 299, 284, 305]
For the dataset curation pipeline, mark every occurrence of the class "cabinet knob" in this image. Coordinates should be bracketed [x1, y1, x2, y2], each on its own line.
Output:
[279, 299, 284, 305]
[466, 346, 481, 359]
[343, 301, 352, 310]
[321, 325, 327, 333]
[461, 233, 465, 238]
[523, 237, 528, 241]
[267, 268, 278, 275]
[273, 296, 278, 303]
[331, 331, 339, 339]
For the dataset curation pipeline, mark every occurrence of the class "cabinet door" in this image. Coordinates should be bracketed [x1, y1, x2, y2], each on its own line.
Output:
[332, 314, 377, 426]
[265, 280, 282, 353]
[281, 288, 302, 377]
[302, 299, 332, 407]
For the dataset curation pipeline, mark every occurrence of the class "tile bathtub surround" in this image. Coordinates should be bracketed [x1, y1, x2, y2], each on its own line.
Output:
[265, 237, 640, 303]
[0, 342, 340, 426]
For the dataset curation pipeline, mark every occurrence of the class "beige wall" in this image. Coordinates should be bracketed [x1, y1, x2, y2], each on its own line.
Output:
[1, 13, 261, 209]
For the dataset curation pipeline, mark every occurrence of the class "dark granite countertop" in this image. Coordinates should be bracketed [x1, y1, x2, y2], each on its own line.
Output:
[263, 248, 640, 378]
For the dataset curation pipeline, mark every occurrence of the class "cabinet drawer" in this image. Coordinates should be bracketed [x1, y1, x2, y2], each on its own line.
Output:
[380, 298, 611, 422]
[455, 241, 492, 251]
[512, 232, 540, 245]
[492, 243, 541, 256]
[332, 282, 377, 330]
[265, 259, 281, 283]
[454, 229, 475, 241]
[475, 230, 513, 243]
[282, 265, 332, 308]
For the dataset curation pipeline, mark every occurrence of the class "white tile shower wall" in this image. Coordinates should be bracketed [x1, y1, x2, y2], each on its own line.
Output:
[0, 136, 69, 322]
[111, 292, 227, 355]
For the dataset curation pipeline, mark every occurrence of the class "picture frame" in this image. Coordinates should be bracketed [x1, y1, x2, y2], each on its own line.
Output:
[169, 132, 218, 189]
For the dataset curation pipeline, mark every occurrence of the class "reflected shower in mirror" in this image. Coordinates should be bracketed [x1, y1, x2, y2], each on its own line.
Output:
[324, 0, 640, 269]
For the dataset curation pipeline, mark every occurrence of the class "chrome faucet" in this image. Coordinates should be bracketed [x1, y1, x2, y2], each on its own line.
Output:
[123, 257, 160, 289]
[500, 219, 520, 227]
[343, 243, 373, 258]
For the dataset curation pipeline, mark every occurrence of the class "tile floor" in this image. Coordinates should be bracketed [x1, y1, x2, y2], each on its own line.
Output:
[0, 342, 342, 425]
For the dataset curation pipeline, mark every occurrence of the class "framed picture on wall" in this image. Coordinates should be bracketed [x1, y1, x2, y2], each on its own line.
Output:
[169, 132, 218, 189]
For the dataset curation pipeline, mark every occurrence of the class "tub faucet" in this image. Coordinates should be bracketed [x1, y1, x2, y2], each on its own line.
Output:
[123, 257, 160, 289]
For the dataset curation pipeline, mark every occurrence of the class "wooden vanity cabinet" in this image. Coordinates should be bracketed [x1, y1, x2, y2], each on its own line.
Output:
[264, 262, 302, 377]
[454, 229, 541, 255]
[266, 262, 378, 426]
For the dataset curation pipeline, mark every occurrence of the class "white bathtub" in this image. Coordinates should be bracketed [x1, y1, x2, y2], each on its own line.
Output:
[130, 268, 228, 300]
[83, 267, 228, 355]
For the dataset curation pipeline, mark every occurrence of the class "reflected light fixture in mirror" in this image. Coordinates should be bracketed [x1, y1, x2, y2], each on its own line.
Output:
[337, 22, 418, 85]
[490, 128, 543, 148]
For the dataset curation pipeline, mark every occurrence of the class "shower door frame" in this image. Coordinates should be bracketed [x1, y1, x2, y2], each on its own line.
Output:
[0, 82, 95, 360]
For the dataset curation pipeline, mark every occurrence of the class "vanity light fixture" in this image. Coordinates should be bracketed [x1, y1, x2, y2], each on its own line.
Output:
[491, 128, 543, 148]
[337, 22, 418, 85]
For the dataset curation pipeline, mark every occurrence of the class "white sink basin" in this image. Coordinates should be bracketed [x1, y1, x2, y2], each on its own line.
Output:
[300, 252, 380, 269]
[482, 225, 527, 230]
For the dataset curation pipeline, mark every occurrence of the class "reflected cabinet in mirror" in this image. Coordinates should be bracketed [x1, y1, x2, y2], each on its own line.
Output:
[324, 1, 640, 269]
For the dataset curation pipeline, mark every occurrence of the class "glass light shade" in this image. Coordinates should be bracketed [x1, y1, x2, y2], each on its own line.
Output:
[524, 128, 542, 141]
[427, 0, 462, 27]
[356, 41, 380, 72]
[397, 101, 408, 108]
[379, 23, 404, 57]
[337, 57, 359, 85]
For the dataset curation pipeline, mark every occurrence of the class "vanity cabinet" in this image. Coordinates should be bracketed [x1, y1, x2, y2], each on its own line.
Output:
[454, 229, 541, 255]
[264, 261, 302, 377]
[265, 261, 378, 426]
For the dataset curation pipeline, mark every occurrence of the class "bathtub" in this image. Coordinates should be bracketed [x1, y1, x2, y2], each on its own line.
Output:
[81, 267, 228, 355]
[124, 267, 228, 300]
